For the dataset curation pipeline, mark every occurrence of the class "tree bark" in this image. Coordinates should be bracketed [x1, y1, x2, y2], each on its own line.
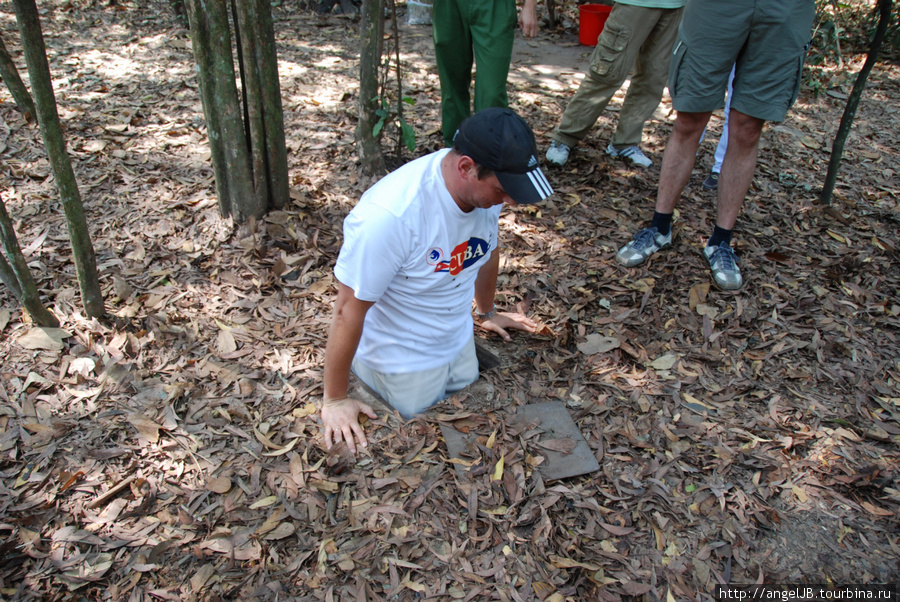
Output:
[0, 32, 36, 120]
[185, 0, 231, 218]
[12, 0, 104, 319]
[820, 0, 892, 205]
[187, 0, 286, 221]
[252, 0, 289, 210]
[0, 193, 59, 327]
[186, 0, 260, 221]
[233, 0, 271, 214]
[357, 0, 386, 176]
[0, 247, 23, 300]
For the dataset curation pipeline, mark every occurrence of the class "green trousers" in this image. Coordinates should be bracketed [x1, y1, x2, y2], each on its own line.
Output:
[554, 2, 683, 149]
[433, 0, 517, 145]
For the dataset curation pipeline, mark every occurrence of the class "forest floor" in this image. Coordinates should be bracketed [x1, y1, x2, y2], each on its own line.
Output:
[1, 1, 899, 600]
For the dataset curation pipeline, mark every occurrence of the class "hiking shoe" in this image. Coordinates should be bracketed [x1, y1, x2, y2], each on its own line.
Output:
[546, 140, 571, 167]
[702, 171, 719, 190]
[606, 143, 653, 168]
[704, 243, 743, 290]
[616, 227, 672, 267]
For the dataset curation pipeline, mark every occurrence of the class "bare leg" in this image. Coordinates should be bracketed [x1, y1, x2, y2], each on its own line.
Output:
[715, 109, 764, 230]
[655, 110, 712, 214]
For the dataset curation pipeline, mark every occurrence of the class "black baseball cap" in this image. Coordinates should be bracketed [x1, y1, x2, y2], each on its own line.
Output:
[453, 108, 553, 205]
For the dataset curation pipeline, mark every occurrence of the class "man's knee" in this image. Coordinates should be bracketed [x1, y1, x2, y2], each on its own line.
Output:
[728, 110, 765, 147]
[673, 111, 710, 141]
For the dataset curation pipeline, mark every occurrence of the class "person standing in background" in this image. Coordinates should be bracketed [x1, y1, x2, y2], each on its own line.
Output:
[545, 0, 685, 169]
[616, 0, 815, 290]
[701, 65, 735, 191]
[433, 0, 539, 146]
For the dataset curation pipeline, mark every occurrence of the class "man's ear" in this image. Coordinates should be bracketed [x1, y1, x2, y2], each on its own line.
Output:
[457, 155, 478, 181]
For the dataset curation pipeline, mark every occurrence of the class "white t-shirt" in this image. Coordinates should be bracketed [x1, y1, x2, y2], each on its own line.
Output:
[335, 149, 501, 373]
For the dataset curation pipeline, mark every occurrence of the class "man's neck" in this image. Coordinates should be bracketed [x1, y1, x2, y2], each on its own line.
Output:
[441, 151, 474, 213]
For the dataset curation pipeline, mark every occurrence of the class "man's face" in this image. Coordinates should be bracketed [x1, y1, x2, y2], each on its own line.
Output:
[466, 172, 515, 210]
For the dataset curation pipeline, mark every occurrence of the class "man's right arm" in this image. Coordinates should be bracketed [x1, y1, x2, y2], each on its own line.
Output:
[321, 282, 378, 453]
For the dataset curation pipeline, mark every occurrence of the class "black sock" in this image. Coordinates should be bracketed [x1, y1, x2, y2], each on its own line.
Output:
[649, 211, 673, 236]
[708, 225, 733, 248]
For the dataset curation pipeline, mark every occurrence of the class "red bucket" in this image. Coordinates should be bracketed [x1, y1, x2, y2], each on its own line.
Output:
[578, 4, 612, 46]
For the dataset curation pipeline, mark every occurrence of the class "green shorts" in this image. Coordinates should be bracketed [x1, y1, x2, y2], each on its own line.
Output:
[668, 0, 815, 122]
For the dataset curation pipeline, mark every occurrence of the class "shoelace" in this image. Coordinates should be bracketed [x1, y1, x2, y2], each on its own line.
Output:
[632, 228, 658, 250]
[712, 246, 738, 270]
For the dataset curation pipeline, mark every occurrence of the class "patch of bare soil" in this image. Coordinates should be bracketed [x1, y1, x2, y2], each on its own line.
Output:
[0, 1, 898, 600]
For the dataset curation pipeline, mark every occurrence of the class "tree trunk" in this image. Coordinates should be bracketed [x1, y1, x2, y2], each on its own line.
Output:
[186, 0, 288, 221]
[0, 247, 23, 300]
[233, 0, 271, 213]
[185, 0, 261, 222]
[0, 32, 36, 120]
[233, 0, 288, 211]
[357, 0, 386, 176]
[0, 193, 59, 327]
[12, 0, 104, 320]
[252, 0, 289, 210]
[185, 0, 231, 218]
[820, 0, 892, 206]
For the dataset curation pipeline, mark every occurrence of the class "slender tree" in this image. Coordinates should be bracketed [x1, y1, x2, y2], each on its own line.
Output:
[185, 0, 288, 222]
[0, 193, 59, 327]
[820, 0, 893, 205]
[12, 0, 104, 319]
[0, 32, 36, 120]
[357, 0, 386, 175]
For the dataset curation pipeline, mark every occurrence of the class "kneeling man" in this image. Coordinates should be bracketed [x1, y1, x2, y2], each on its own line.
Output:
[320, 108, 553, 453]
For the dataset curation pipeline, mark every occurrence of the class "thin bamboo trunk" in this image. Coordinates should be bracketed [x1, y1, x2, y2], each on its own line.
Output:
[185, 0, 232, 218]
[253, 0, 289, 209]
[820, 0, 892, 205]
[0, 32, 36, 120]
[233, 0, 271, 212]
[0, 193, 59, 326]
[357, 0, 386, 175]
[12, 0, 104, 319]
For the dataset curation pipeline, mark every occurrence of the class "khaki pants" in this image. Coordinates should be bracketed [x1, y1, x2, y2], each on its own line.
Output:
[351, 334, 479, 418]
[555, 2, 683, 149]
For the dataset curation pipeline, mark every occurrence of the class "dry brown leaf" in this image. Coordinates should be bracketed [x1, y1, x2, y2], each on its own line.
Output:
[127, 413, 164, 443]
[206, 476, 232, 494]
[577, 334, 620, 355]
[537, 438, 577, 455]
[599, 522, 635, 536]
[17, 327, 71, 350]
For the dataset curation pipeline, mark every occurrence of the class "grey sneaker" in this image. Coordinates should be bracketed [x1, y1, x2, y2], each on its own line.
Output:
[606, 143, 653, 168]
[616, 227, 672, 267]
[704, 243, 743, 290]
[546, 140, 571, 166]
[702, 171, 719, 190]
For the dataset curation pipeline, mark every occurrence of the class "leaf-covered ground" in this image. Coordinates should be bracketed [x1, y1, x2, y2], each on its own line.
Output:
[1, 1, 898, 599]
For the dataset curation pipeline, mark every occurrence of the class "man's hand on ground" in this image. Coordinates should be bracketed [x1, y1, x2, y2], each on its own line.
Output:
[320, 397, 378, 454]
[481, 311, 538, 341]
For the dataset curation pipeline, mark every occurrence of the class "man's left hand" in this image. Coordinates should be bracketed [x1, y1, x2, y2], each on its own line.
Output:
[519, 9, 538, 38]
[481, 311, 537, 341]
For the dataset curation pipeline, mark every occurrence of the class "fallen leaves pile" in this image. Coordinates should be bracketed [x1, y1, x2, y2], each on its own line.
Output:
[0, 1, 898, 599]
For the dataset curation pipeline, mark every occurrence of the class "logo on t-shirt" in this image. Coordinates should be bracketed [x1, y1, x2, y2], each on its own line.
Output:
[431, 238, 489, 275]
[426, 247, 444, 266]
